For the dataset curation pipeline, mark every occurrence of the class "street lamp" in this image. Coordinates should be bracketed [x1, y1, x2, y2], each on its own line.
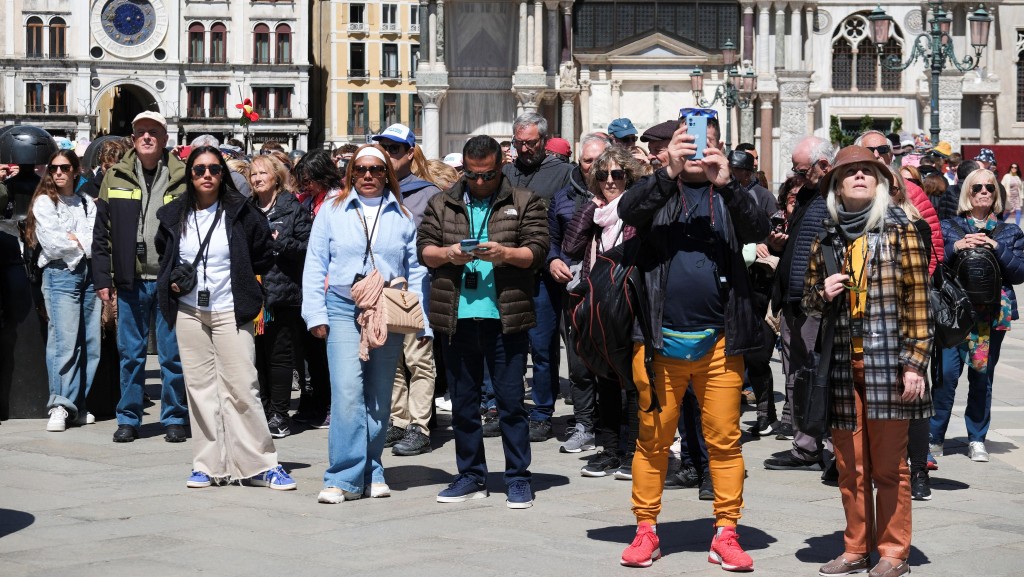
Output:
[868, 2, 993, 146]
[689, 39, 757, 153]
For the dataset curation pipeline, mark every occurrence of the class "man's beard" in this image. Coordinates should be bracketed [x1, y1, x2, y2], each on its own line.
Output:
[516, 148, 546, 170]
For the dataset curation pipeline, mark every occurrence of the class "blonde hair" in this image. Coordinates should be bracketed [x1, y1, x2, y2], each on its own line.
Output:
[410, 145, 433, 181]
[425, 159, 459, 190]
[958, 168, 1002, 216]
[889, 182, 922, 221]
[250, 154, 292, 198]
[825, 162, 891, 232]
[226, 158, 250, 180]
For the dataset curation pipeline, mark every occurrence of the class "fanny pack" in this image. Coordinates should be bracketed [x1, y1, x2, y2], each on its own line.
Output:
[660, 328, 721, 361]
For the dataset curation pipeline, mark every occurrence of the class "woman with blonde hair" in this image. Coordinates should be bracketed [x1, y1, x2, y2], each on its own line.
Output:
[302, 143, 430, 504]
[425, 159, 459, 191]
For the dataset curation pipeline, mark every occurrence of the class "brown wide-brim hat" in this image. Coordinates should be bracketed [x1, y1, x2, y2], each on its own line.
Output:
[818, 145, 896, 196]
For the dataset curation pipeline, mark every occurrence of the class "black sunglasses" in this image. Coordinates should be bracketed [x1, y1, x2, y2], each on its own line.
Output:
[191, 164, 223, 177]
[866, 145, 891, 155]
[47, 164, 74, 174]
[971, 183, 996, 194]
[595, 169, 626, 181]
[353, 165, 387, 177]
[463, 169, 499, 181]
[379, 142, 407, 156]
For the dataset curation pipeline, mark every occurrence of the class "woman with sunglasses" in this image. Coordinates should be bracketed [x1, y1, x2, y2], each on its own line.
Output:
[804, 146, 933, 577]
[302, 144, 430, 504]
[23, 150, 100, 432]
[562, 146, 641, 479]
[155, 145, 296, 491]
[931, 168, 1024, 466]
[1002, 163, 1022, 225]
[249, 154, 312, 438]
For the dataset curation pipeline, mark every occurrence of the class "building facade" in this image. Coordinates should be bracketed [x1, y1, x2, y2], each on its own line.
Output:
[1, 0, 310, 152]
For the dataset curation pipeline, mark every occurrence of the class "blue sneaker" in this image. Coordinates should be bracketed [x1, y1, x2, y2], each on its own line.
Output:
[436, 473, 488, 503]
[187, 470, 211, 488]
[248, 465, 297, 491]
[506, 479, 534, 509]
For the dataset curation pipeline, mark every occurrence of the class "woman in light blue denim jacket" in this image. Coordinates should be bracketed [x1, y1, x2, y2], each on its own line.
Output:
[302, 144, 431, 504]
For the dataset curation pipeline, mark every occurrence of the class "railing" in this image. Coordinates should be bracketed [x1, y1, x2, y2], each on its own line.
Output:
[409, 24, 420, 34]
[274, 108, 292, 118]
[348, 122, 369, 136]
[380, 69, 401, 81]
[188, 55, 205, 64]
[26, 51, 44, 58]
[25, 105, 46, 113]
[24, 104, 69, 114]
[348, 69, 370, 79]
[381, 23, 400, 33]
[50, 105, 68, 113]
[348, 22, 369, 33]
[187, 108, 206, 118]
[210, 107, 227, 118]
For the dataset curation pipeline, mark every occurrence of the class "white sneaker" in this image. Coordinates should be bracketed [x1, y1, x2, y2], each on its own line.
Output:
[364, 482, 391, 498]
[46, 407, 68, 432]
[968, 441, 990, 462]
[72, 411, 96, 426]
[317, 487, 362, 504]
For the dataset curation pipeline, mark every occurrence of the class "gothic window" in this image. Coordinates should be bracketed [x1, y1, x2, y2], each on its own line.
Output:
[831, 13, 903, 92]
[210, 23, 227, 63]
[49, 17, 66, 58]
[26, 17, 44, 57]
[253, 24, 271, 64]
[188, 23, 205, 63]
[275, 24, 292, 64]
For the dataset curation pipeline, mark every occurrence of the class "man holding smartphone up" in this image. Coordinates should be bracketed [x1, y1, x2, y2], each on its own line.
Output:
[418, 136, 549, 509]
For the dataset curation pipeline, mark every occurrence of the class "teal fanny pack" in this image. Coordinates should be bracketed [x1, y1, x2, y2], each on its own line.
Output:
[660, 328, 721, 361]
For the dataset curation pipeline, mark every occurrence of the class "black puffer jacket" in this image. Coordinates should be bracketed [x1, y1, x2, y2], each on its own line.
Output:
[155, 190, 273, 328]
[776, 187, 829, 304]
[252, 192, 311, 309]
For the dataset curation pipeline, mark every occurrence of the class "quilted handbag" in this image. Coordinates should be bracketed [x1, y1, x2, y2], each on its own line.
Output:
[381, 277, 424, 334]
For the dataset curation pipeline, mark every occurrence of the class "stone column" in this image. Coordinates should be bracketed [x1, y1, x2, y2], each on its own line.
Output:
[419, 89, 446, 159]
[560, 91, 577, 145]
[560, 1, 573, 63]
[518, 0, 528, 71]
[776, 70, 812, 168]
[533, 0, 545, 72]
[759, 95, 775, 185]
[742, 1, 755, 63]
[428, 1, 437, 66]
[579, 79, 591, 135]
[804, 4, 814, 70]
[774, 4, 786, 70]
[756, 2, 770, 72]
[610, 79, 622, 119]
[740, 106, 755, 146]
[545, 1, 559, 75]
[526, 6, 535, 68]
[514, 88, 543, 113]
[436, 0, 446, 65]
[938, 72, 963, 149]
[788, 2, 803, 70]
[980, 95, 996, 144]
[419, 1, 431, 69]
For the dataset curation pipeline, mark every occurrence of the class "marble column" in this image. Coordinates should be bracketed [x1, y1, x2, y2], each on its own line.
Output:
[436, 0, 446, 64]
[419, 1, 430, 69]
[776, 70, 812, 168]
[610, 79, 622, 119]
[533, 0, 544, 72]
[774, 5, 786, 70]
[788, 2, 803, 70]
[740, 106, 755, 146]
[756, 2, 770, 72]
[803, 4, 814, 69]
[560, 1, 573, 63]
[742, 1, 755, 62]
[980, 95, 996, 144]
[579, 79, 591, 135]
[419, 89, 446, 159]
[518, 0, 528, 71]
[527, 5, 535, 68]
[759, 96, 775, 185]
[560, 92, 576, 146]
[428, 1, 437, 66]
[937, 72, 964, 149]
[545, 1, 559, 75]
[514, 88, 543, 113]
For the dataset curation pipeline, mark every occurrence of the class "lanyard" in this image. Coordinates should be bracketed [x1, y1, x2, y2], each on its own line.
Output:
[356, 194, 386, 267]
[679, 184, 715, 227]
[193, 208, 215, 289]
[465, 192, 496, 240]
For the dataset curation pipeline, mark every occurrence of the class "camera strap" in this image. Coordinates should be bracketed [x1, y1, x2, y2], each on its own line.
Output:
[188, 204, 223, 277]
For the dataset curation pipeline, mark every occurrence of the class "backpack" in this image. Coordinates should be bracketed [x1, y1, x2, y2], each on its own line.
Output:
[930, 265, 976, 348]
[949, 221, 1004, 306]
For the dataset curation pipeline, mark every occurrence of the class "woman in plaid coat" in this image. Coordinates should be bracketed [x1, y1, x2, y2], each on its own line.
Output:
[802, 146, 933, 577]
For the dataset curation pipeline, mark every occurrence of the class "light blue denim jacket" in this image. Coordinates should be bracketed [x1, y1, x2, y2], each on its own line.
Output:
[301, 188, 432, 338]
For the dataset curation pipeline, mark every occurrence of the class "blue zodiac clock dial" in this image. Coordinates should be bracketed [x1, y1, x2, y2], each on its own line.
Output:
[101, 0, 156, 46]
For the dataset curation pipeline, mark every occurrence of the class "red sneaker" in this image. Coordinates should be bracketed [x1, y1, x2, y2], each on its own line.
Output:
[708, 525, 754, 571]
[620, 522, 661, 568]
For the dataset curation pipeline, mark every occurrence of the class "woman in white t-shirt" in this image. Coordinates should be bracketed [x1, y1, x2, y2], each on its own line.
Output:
[156, 145, 295, 491]
[23, 150, 100, 432]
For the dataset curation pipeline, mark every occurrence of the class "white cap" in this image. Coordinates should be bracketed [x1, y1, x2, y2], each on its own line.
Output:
[132, 110, 167, 128]
[443, 152, 464, 168]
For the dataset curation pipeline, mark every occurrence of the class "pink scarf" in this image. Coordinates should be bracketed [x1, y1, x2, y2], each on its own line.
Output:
[350, 269, 387, 361]
[593, 195, 625, 252]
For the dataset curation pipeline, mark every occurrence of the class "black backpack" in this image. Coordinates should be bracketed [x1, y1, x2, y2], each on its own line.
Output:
[949, 222, 1004, 306]
[930, 265, 977, 348]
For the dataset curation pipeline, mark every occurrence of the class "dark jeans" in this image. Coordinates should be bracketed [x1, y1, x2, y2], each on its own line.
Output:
[255, 306, 302, 419]
[781, 308, 824, 460]
[678, 386, 709, 475]
[528, 273, 561, 422]
[296, 330, 331, 417]
[745, 320, 778, 424]
[594, 376, 638, 454]
[443, 319, 531, 485]
[563, 305, 596, 429]
[931, 330, 1005, 443]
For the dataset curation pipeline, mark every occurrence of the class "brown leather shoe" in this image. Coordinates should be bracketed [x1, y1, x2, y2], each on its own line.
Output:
[869, 559, 910, 577]
[818, 554, 869, 576]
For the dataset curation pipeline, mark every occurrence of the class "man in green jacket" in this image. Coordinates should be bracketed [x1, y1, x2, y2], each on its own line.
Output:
[92, 111, 189, 443]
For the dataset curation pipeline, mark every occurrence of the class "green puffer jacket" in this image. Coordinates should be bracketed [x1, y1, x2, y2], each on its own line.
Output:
[417, 177, 549, 337]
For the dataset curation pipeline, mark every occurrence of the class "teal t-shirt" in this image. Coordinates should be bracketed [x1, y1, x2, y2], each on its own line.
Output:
[458, 195, 500, 319]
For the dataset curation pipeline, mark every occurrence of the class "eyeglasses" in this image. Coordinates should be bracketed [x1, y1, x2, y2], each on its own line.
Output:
[865, 145, 891, 156]
[463, 169, 499, 181]
[678, 107, 719, 119]
[191, 164, 223, 177]
[352, 165, 387, 177]
[792, 166, 810, 177]
[132, 128, 165, 138]
[971, 183, 996, 194]
[513, 137, 543, 149]
[47, 164, 74, 174]
[595, 169, 626, 182]
[379, 142, 407, 156]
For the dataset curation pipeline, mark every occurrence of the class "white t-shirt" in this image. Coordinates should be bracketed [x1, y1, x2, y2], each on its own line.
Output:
[178, 202, 233, 312]
[356, 194, 384, 246]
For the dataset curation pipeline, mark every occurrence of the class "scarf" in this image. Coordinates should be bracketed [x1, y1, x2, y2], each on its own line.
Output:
[835, 203, 873, 242]
[593, 194, 625, 252]
[962, 218, 1012, 372]
[351, 269, 388, 361]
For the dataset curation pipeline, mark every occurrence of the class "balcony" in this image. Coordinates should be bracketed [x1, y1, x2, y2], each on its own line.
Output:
[26, 51, 44, 59]
[348, 22, 369, 33]
[348, 69, 370, 80]
[25, 105, 46, 113]
[274, 108, 292, 118]
[187, 107, 206, 118]
[210, 107, 227, 118]
[348, 122, 370, 136]
[380, 23, 400, 34]
[50, 105, 68, 113]
[409, 24, 420, 34]
[380, 70, 402, 82]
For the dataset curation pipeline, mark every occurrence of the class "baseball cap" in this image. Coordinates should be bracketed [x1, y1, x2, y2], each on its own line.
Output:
[442, 152, 463, 169]
[607, 118, 638, 139]
[640, 120, 679, 143]
[545, 137, 571, 157]
[900, 139, 915, 149]
[974, 148, 996, 164]
[372, 123, 416, 148]
[132, 111, 167, 129]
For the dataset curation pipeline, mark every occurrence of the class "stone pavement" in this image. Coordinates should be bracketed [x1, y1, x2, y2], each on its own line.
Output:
[3, 333, 1024, 577]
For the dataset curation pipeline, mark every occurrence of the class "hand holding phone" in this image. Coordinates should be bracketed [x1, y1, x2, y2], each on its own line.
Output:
[460, 239, 479, 252]
[681, 113, 707, 161]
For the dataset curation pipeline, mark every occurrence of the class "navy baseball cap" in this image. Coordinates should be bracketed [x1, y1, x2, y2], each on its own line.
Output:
[608, 118, 638, 139]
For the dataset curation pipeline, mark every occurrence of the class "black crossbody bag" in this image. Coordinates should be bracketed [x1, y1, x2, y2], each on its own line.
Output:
[169, 206, 223, 297]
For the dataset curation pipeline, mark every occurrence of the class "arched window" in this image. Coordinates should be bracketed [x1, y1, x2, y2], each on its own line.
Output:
[188, 23, 205, 63]
[275, 24, 292, 64]
[210, 22, 227, 63]
[26, 17, 44, 58]
[49, 17, 66, 58]
[831, 13, 902, 92]
[253, 23, 270, 64]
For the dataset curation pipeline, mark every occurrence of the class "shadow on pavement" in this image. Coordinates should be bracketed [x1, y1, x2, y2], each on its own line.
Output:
[0, 509, 35, 538]
[587, 519, 777, 557]
[930, 476, 970, 491]
[796, 530, 931, 567]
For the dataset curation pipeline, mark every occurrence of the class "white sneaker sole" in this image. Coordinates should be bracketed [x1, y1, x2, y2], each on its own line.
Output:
[186, 480, 212, 488]
[708, 550, 754, 571]
[46, 421, 66, 432]
[580, 468, 613, 478]
[436, 490, 488, 503]
[621, 548, 661, 568]
[970, 453, 990, 462]
[560, 444, 596, 453]
[506, 499, 533, 509]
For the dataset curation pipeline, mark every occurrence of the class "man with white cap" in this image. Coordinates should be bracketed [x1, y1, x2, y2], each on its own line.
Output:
[93, 111, 189, 443]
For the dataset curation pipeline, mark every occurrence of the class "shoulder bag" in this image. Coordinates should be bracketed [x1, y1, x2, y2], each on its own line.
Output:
[381, 276, 424, 334]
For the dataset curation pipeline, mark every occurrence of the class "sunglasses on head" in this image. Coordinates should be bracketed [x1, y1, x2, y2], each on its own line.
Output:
[866, 145, 891, 155]
[678, 107, 719, 119]
[463, 169, 499, 182]
[47, 164, 74, 174]
[191, 164, 223, 177]
[352, 165, 387, 177]
[971, 183, 996, 194]
[595, 169, 626, 181]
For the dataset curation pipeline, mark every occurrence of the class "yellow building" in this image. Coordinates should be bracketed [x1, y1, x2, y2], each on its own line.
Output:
[312, 0, 423, 149]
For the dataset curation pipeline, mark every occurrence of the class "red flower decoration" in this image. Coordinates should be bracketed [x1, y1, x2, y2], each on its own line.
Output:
[236, 98, 260, 126]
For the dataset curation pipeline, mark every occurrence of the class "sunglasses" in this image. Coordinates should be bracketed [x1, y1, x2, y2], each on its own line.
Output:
[191, 164, 224, 177]
[48, 164, 74, 174]
[379, 142, 407, 156]
[463, 169, 499, 181]
[866, 145, 891, 155]
[678, 107, 719, 119]
[595, 169, 626, 181]
[352, 165, 387, 177]
[971, 183, 996, 194]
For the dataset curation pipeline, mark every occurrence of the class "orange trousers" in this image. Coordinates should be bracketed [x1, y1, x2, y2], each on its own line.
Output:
[831, 354, 912, 560]
[631, 338, 745, 527]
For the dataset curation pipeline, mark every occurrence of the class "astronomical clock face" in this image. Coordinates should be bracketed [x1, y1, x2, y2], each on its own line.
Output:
[91, 0, 168, 59]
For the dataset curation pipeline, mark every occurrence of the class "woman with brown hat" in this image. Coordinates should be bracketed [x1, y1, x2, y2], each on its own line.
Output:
[803, 146, 933, 577]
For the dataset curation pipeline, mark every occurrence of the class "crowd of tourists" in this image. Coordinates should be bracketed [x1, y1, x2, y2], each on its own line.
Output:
[12, 107, 1024, 576]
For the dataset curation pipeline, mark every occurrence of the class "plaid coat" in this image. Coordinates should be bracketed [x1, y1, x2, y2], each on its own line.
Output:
[802, 207, 934, 430]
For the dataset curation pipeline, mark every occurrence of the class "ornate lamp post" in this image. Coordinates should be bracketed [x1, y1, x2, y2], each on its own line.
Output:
[868, 2, 993, 146]
[689, 40, 757, 153]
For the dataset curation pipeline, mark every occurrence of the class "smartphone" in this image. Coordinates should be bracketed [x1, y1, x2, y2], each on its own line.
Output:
[770, 215, 786, 233]
[680, 111, 707, 161]
[473, 246, 490, 253]
[459, 239, 479, 252]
